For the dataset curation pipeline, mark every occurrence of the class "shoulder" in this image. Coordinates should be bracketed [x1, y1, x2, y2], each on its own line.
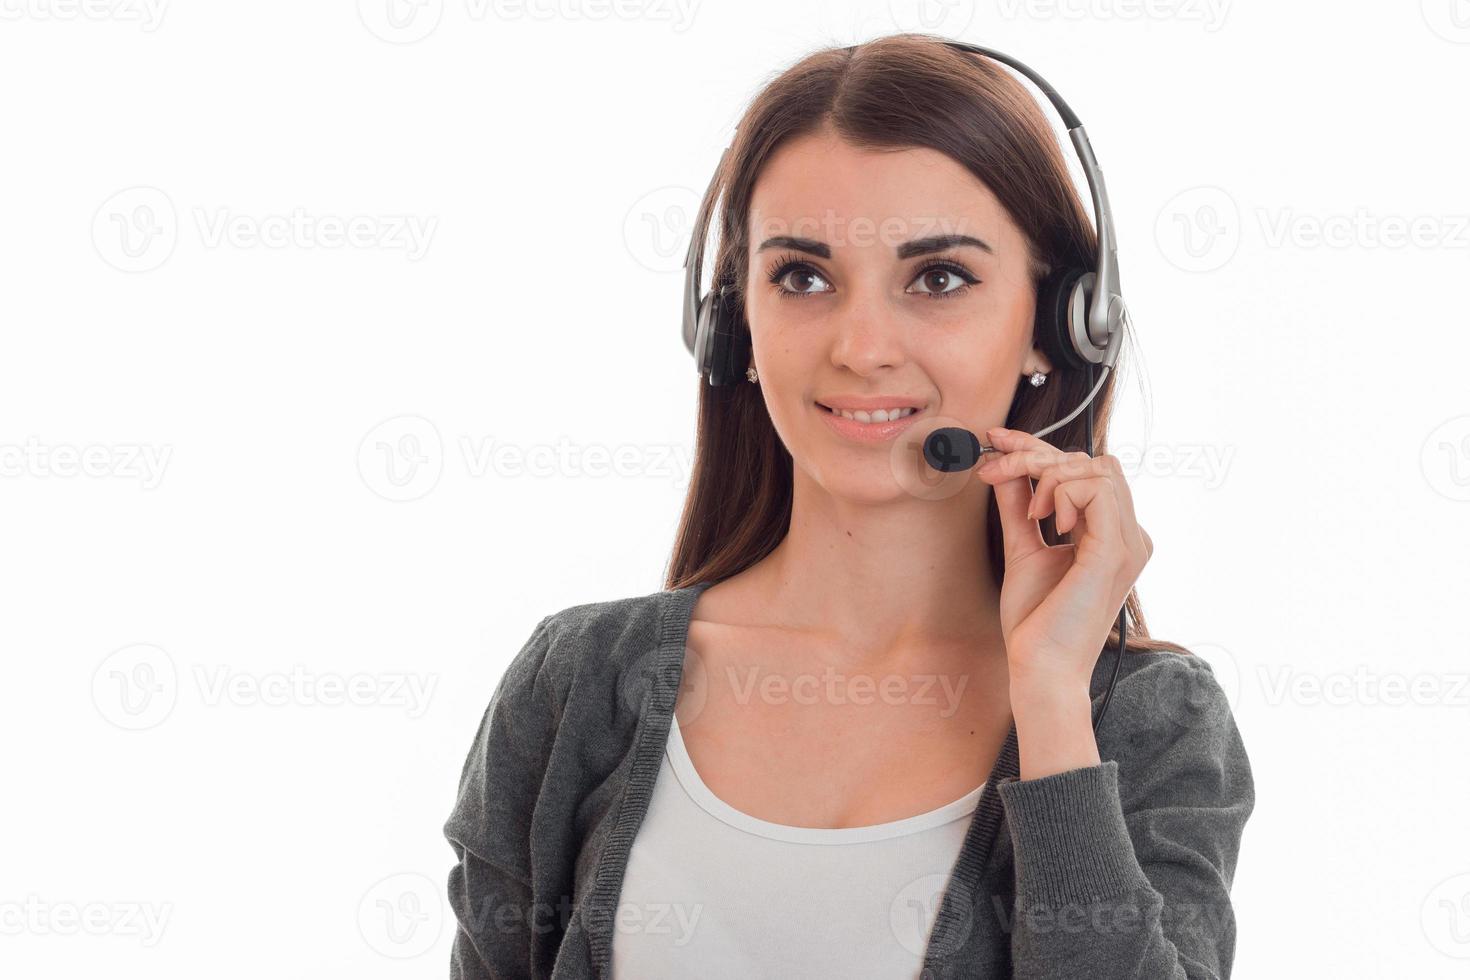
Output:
[1093, 646, 1254, 807]
[501, 583, 702, 720]
[1094, 646, 1234, 728]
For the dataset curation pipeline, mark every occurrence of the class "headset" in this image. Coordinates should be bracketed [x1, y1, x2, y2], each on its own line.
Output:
[679, 41, 1130, 733]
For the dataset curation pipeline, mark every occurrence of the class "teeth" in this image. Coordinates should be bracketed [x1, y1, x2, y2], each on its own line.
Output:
[829, 406, 917, 423]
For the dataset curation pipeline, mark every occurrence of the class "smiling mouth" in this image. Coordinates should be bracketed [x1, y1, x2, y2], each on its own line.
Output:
[815, 402, 924, 423]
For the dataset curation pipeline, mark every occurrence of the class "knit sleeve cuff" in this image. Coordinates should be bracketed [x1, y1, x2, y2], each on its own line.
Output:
[995, 760, 1148, 907]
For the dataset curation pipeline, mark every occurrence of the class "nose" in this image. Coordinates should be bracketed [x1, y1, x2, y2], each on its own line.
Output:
[828, 283, 908, 376]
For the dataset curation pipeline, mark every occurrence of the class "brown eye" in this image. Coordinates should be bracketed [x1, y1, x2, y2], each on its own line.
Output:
[906, 260, 980, 300]
[767, 258, 834, 299]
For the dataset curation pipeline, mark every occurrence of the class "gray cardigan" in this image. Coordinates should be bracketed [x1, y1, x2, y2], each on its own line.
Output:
[443, 579, 1254, 979]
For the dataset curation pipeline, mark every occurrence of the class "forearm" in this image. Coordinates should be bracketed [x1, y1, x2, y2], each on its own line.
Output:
[997, 656, 1250, 980]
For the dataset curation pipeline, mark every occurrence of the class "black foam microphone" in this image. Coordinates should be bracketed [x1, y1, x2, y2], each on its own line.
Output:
[922, 426, 988, 473]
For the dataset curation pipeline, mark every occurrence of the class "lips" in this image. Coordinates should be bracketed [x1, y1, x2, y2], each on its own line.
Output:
[814, 401, 927, 443]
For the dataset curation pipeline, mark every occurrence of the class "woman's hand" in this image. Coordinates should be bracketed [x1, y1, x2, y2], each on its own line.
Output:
[974, 426, 1154, 775]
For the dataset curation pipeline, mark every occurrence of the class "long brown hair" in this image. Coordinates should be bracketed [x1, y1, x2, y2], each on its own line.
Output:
[665, 33, 1186, 657]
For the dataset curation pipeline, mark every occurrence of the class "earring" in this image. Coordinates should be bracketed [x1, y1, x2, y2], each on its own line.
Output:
[746, 365, 759, 383]
[1029, 371, 1048, 387]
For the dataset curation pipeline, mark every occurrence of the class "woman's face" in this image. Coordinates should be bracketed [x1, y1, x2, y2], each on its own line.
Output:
[744, 125, 1052, 502]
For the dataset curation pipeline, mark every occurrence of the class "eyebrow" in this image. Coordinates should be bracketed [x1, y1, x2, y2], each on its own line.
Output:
[755, 233, 994, 259]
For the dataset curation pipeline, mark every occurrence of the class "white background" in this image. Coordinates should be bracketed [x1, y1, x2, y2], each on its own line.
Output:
[3, 1, 1468, 977]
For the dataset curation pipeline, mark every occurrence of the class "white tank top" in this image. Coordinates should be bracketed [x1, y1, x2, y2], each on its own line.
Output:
[611, 715, 985, 979]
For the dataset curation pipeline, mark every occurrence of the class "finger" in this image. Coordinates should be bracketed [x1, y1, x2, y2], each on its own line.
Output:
[974, 427, 1064, 486]
[1054, 477, 1126, 573]
[978, 436, 1145, 566]
[988, 467, 1046, 565]
[1029, 452, 1102, 521]
[1094, 454, 1151, 565]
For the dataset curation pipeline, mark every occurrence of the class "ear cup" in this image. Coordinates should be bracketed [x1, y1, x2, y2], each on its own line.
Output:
[695, 281, 750, 386]
[1033, 267, 1092, 372]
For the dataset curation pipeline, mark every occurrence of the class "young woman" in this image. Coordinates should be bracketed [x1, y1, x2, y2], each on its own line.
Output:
[445, 33, 1253, 980]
